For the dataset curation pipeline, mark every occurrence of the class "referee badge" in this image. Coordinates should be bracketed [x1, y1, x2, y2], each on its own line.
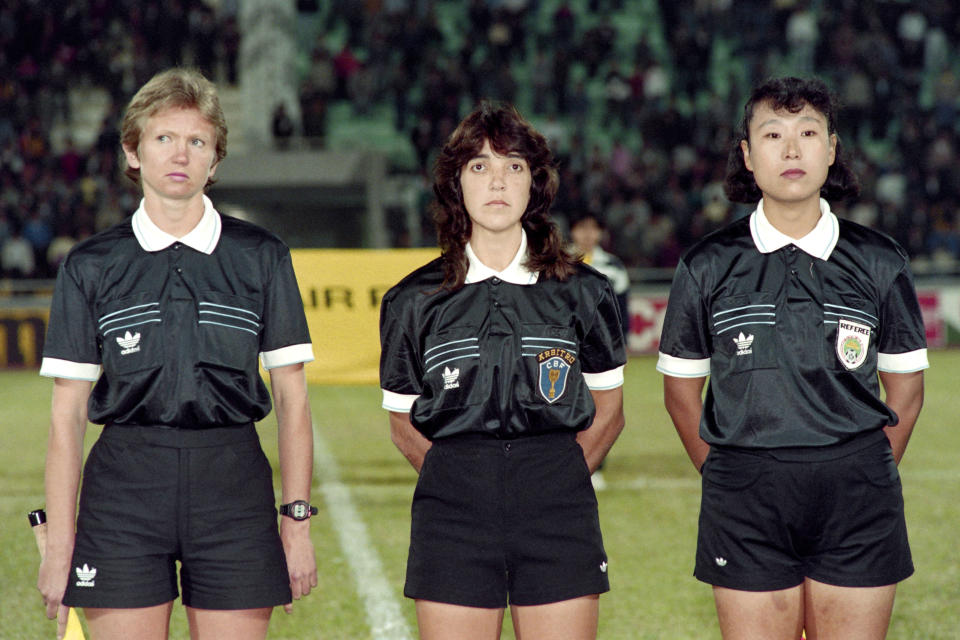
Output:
[536, 348, 575, 403]
[836, 318, 871, 370]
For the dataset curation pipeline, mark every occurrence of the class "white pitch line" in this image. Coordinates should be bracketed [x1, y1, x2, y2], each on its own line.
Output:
[313, 425, 414, 640]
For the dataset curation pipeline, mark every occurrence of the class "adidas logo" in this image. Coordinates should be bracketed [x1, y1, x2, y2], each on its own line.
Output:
[442, 366, 460, 390]
[599, 561, 608, 573]
[733, 332, 754, 356]
[116, 331, 141, 355]
[75, 563, 97, 587]
[715, 557, 728, 567]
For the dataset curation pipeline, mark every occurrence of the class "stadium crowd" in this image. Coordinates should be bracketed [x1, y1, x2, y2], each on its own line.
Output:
[2, 0, 960, 279]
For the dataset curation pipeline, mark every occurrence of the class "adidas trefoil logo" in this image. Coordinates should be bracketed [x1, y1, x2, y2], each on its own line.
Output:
[75, 563, 97, 587]
[442, 366, 460, 390]
[715, 557, 728, 567]
[116, 331, 141, 355]
[733, 332, 754, 356]
[599, 561, 608, 573]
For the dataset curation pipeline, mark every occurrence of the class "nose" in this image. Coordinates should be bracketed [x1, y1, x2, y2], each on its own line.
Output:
[489, 167, 506, 190]
[172, 141, 190, 163]
[784, 136, 800, 159]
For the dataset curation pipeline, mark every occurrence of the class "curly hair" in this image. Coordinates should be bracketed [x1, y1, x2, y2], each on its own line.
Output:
[724, 76, 859, 203]
[120, 67, 227, 189]
[430, 101, 576, 290]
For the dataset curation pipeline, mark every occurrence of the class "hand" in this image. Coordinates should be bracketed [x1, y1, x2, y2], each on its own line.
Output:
[280, 517, 317, 614]
[37, 550, 71, 622]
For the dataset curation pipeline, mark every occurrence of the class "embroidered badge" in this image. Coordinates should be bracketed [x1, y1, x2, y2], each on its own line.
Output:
[836, 318, 870, 370]
[116, 331, 141, 355]
[442, 366, 460, 390]
[733, 332, 754, 356]
[536, 348, 576, 403]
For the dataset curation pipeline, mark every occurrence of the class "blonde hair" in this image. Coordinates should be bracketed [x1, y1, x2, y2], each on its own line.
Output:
[120, 67, 227, 188]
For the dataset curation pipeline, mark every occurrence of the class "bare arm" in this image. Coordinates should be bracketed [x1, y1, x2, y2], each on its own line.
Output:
[663, 375, 709, 472]
[389, 411, 431, 473]
[576, 386, 625, 473]
[270, 363, 318, 612]
[39, 378, 91, 621]
[879, 370, 924, 464]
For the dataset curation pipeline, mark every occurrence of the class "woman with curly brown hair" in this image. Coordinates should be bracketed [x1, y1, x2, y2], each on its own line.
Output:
[379, 101, 626, 639]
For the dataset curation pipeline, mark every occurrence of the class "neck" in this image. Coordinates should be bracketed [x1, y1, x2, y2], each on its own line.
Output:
[470, 227, 523, 272]
[142, 193, 206, 238]
[762, 197, 821, 239]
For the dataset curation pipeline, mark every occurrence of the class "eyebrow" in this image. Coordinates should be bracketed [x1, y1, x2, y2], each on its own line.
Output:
[756, 115, 826, 128]
[470, 151, 525, 160]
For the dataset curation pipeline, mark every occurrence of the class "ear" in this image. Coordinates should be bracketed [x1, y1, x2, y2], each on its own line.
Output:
[828, 133, 837, 166]
[740, 139, 753, 172]
[123, 144, 140, 170]
[208, 159, 219, 179]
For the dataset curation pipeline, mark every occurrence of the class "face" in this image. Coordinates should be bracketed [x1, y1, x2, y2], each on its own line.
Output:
[570, 217, 601, 253]
[124, 106, 219, 203]
[460, 139, 532, 239]
[740, 101, 837, 210]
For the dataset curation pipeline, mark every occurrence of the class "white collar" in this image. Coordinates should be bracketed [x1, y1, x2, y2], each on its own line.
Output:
[749, 197, 839, 260]
[131, 195, 222, 254]
[464, 229, 539, 285]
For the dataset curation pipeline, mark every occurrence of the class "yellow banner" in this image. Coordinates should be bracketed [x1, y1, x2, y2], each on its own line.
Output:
[291, 248, 439, 385]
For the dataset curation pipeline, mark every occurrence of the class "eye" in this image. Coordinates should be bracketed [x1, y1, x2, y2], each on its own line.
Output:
[509, 162, 525, 172]
[191, 138, 206, 147]
[469, 162, 485, 172]
[157, 134, 171, 143]
[801, 130, 817, 137]
[764, 132, 780, 139]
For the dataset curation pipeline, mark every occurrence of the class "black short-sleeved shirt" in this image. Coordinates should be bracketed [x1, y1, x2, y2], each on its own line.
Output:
[657, 199, 928, 449]
[380, 232, 626, 440]
[40, 196, 313, 428]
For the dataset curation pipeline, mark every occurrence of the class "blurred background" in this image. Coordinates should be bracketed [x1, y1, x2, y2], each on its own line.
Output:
[2, 0, 959, 360]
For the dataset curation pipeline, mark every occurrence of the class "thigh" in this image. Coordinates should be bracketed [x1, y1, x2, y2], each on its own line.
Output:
[803, 579, 895, 640]
[404, 443, 507, 608]
[415, 600, 504, 640]
[713, 585, 803, 640]
[506, 436, 609, 606]
[510, 594, 599, 640]
[66, 437, 180, 608]
[84, 602, 174, 640]
[186, 606, 272, 640]
[180, 439, 291, 610]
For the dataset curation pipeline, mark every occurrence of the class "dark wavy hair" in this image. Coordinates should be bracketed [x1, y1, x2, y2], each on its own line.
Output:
[724, 76, 859, 203]
[430, 101, 576, 290]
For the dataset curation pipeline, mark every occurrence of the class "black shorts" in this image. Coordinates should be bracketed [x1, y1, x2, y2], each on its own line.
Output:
[694, 436, 913, 591]
[64, 424, 291, 610]
[405, 432, 609, 608]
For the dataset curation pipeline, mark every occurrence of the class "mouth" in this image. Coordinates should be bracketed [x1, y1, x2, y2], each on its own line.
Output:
[485, 200, 509, 206]
[780, 169, 806, 179]
[167, 172, 189, 180]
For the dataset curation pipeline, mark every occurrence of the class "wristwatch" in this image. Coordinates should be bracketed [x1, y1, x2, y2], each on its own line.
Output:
[279, 500, 318, 521]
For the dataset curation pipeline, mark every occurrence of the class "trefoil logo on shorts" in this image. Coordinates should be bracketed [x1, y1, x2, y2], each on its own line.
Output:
[116, 331, 141, 356]
[442, 366, 460, 390]
[599, 561, 608, 573]
[715, 557, 728, 567]
[733, 332, 754, 356]
[75, 563, 97, 587]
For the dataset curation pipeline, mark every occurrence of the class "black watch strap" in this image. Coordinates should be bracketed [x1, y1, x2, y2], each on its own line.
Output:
[279, 500, 318, 520]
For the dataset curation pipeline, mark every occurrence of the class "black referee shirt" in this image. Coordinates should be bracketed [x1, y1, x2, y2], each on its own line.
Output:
[657, 198, 928, 449]
[40, 196, 313, 428]
[380, 231, 626, 440]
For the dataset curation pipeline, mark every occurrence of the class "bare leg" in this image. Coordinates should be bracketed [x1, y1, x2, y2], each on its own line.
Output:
[185, 606, 272, 640]
[511, 594, 599, 640]
[84, 602, 174, 640]
[803, 578, 895, 640]
[713, 584, 803, 640]
[415, 600, 505, 640]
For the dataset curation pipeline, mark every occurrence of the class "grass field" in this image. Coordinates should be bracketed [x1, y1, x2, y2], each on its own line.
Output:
[2, 353, 958, 639]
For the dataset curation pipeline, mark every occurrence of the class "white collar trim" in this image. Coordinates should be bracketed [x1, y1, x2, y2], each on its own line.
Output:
[464, 229, 539, 285]
[131, 195, 222, 254]
[749, 197, 839, 260]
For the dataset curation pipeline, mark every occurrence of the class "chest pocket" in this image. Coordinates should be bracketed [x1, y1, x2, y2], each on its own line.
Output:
[97, 293, 163, 375]
[197, 292, 262, 372]
[519, 324, 580, 405]
[422, 327, 483, 410]
[823, 298, 878, 372]
[710, 293, 778, 373]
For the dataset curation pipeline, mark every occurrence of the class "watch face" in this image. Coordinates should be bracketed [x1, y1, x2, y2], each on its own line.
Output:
[293, 503, 308, 519]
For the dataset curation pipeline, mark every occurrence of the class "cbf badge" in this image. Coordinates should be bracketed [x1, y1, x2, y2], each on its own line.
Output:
[537, 348, 576, 403]
[836, 318, 871, 370]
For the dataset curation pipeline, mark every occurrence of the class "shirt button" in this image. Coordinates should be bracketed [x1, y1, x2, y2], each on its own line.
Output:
[173, 243, 181, 250]
[789, 245, 797, 252]
[493, 301, 501, 308]
[491, 277, 501, 285]
[176, 267, 183, 274]
[790, 269, 798, 276]
[504, 442, 512, 452]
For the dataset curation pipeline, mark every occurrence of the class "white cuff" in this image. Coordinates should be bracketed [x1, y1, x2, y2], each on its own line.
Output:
[382, 389, 419, 412]
[656, 352, 711, 378]
[583, 365, 625, 390]
[39, 358, 101, 381]
[878, 349, 929, 373]
[260, 343, 314, 370]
